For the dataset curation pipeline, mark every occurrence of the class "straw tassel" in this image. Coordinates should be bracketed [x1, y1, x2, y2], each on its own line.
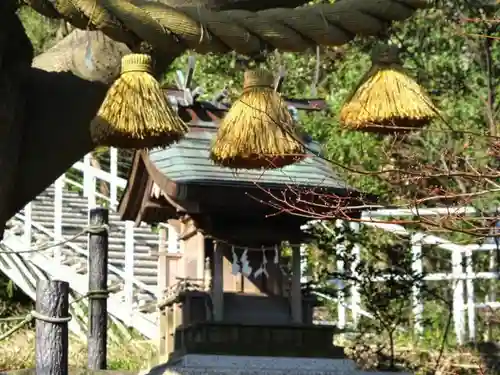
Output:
[210, 68, 305, 169]
[90, 53, 188, 149]
[340, 44, 438, 134]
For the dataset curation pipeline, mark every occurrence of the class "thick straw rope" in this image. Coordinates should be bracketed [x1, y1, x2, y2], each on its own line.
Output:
[27, 0, 428, 55]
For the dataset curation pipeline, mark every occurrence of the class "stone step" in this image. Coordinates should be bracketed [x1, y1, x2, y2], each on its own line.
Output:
[143, 356, 358, 375]
[144, 369, 351, 375]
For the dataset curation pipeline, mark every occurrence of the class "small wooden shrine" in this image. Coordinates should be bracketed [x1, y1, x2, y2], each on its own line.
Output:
[118, 93, 364, 362]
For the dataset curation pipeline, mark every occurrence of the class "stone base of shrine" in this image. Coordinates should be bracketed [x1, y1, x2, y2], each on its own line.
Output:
[140, 354, 412, 375]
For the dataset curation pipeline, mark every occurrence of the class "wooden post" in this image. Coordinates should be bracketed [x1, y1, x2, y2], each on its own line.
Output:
[35, 279, 70, 375]
[212, 241, 224, 322]
[291, 245, 303, 324]
[88, 207, 109, 370]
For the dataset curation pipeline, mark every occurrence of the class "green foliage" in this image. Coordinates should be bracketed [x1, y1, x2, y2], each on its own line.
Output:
[304, 222, 432, 366]
[165, 1, 500, 209]
[17, 6, 58, 54]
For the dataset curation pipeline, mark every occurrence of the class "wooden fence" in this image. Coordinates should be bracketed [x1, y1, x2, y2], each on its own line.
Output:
[1, 208, 110, 375]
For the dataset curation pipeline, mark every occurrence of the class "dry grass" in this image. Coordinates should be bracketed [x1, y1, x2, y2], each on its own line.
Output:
[0, 328, 157, 372]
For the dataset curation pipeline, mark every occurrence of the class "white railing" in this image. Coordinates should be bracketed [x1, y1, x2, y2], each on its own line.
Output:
[4, 148, 166, 338]
[313, 209, 500, 345]
[75, 152, 153, 306]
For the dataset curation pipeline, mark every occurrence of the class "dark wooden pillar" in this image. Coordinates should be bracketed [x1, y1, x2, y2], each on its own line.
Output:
[212, 241, 224, 321]
[87, 208, 109, 370]
[291, 245, 302, 323]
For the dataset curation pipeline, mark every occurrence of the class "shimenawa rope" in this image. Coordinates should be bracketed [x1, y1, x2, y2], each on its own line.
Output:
[0, 311, 72, 342]
[25, 0, 428, 56]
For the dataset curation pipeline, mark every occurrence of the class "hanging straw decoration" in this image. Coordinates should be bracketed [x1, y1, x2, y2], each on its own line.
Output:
[210, 68, 305, 169]
[90, 53, 188, 149]
[340, 44, 438, 134]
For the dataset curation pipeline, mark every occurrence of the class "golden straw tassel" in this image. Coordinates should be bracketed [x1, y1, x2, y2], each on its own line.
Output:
[90, 53, 188, 149]
[210, 68, 305, 170]
[340, 44, 438, 134]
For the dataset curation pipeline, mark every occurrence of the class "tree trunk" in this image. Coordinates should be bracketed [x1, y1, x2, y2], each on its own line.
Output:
[7, 69, 106, 219]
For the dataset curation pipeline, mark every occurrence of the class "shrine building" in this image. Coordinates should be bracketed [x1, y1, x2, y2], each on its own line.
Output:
[118, 96, 365, 361]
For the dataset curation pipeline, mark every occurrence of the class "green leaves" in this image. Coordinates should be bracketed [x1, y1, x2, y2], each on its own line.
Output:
[18, 6, 58, 55]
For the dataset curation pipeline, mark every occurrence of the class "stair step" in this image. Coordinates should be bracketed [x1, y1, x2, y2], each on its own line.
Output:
[107, 252, 158, 262]
[134, 275, 158, 285]
[114, 268, 159, 279]
[54, 227, 158, 237]
[40, 189, 82, 197]
[57, 242, 158, 255]
[29, 213, 156, 233]
[108, 260, 158, 272]
[31, 215, 87, 225]
[58, 242, 157, 254]
[63, 236, 159, 246]
[58, 250, 159, 265]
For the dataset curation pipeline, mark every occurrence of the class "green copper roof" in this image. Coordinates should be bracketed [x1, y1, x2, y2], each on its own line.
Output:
[148, 122, 351, 191]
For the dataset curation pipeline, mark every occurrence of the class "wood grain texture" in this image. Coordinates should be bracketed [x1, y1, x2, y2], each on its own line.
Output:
[35, 280, 70, 375]
[87, 208, 110, 371]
